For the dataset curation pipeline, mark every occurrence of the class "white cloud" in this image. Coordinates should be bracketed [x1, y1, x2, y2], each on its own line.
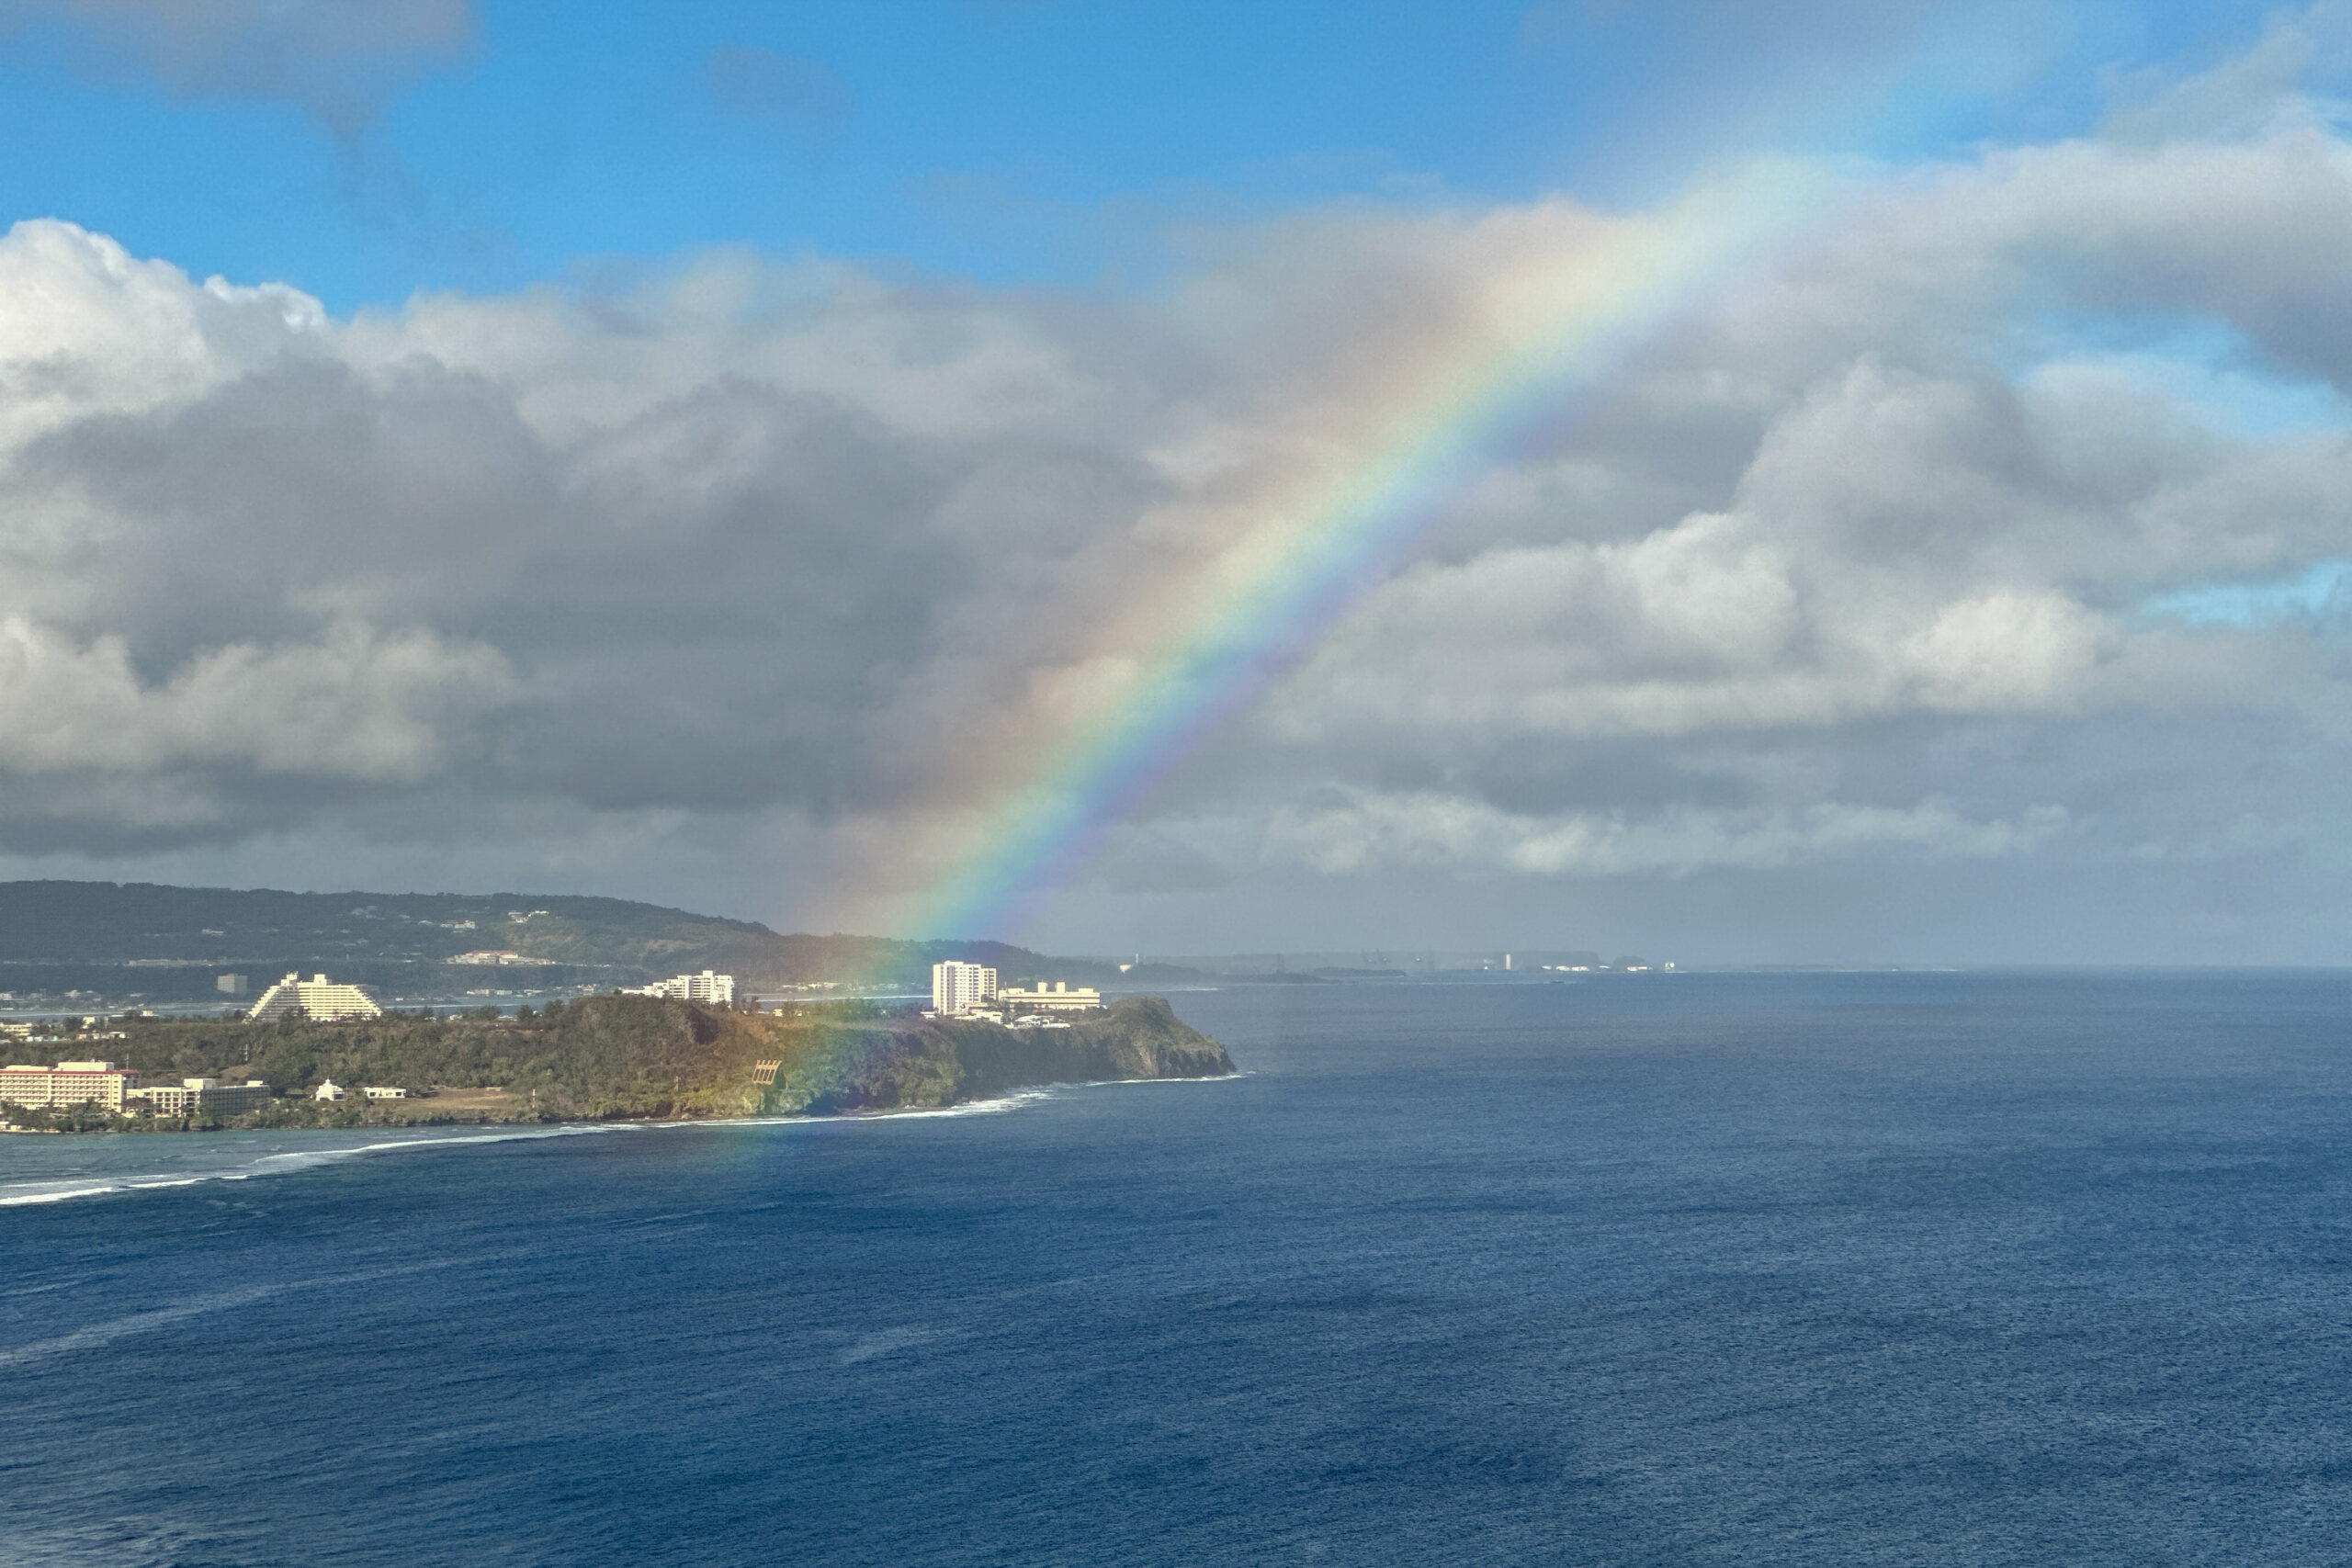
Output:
[1898, 591, 2109, 712]
[0, 220, 324, 444]
[6, 87, 2352, 953]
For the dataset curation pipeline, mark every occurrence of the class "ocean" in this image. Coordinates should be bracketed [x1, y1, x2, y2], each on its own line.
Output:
[6, 971, 2352, 1566]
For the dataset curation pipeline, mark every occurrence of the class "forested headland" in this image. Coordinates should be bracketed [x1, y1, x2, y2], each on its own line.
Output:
[0, 995, 1234, 1131]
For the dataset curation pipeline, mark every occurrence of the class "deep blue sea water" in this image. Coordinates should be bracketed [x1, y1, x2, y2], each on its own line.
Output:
[7, 972, 2352, 1567]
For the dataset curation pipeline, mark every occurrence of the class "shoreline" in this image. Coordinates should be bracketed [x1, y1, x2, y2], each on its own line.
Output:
[0, 1074, 1250, 1207]
[4, 993, 1238, 1134]
[1, 1066, 1252, 1139]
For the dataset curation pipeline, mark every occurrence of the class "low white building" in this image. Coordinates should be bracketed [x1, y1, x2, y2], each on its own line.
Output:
[137, 1077, 271, 1116]
[248, 974, 383, 1022]
[624, 971, 736, 1006]
[996, 980, 1102, 1013]
[362, 1086, 408, 1100]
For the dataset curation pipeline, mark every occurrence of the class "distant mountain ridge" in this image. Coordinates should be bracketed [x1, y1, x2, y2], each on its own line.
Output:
[0, 881, 1147, 998]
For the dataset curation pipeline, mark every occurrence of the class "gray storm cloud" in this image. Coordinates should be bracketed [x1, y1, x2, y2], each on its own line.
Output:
[1, 98, 2350, 956]
[0, 0, 471, 131]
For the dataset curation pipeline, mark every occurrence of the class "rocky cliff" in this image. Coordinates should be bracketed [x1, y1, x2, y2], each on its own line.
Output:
[760, 997, 1235, 1114]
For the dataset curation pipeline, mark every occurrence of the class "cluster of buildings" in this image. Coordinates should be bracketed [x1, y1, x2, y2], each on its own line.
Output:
[0, 1061, 270, 1118]
[1, 967, 407, 1122]
[926, 962, 1102, 1027]
[0, 1059, 421, 1121]
[0, 1020, 124, 1044]
[621, 970, 736, 1005]
[311, 1081, 408, 1102]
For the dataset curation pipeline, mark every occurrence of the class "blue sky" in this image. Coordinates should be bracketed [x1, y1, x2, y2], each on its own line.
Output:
[0, 0, 2307, 310]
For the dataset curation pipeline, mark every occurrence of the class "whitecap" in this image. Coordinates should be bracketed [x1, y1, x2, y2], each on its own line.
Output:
[0, 1124, 637, 1208]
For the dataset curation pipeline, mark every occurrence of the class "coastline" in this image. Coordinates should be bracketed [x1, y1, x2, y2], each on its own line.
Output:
[0, 1071, 1250, 1206]
[1, 996, 1238, 1136]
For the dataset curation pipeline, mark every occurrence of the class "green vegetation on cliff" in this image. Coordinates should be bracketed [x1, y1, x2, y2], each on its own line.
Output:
[760, 998, 1235, 1114]
[0, 995, 1234, 1129]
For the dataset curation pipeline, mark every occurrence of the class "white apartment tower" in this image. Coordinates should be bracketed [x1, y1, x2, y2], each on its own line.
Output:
[931, 961, 997, 1016]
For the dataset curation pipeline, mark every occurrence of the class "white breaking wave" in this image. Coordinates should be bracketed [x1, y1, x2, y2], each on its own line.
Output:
[1083, 1071, 1253, 1087]
[684, 1090, 1058, 1127]
[0, 1177, 210, 1207]
[0, 1124, 638, 1208]
[0, 1074, 1239, 1208]
[842, 1090, 1057, 1119]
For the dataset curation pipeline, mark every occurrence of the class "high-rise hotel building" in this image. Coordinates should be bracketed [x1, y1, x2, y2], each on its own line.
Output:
[931, 961, 997, 1016]
[0, 1061, 141, 1111]
[246, 973, 383, 1022]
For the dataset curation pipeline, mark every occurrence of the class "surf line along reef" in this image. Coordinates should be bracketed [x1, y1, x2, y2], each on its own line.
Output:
[0, 995, 1237, 1131]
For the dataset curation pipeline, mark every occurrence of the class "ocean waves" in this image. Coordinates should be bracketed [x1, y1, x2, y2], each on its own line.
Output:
[0, 1124, 641, 1208]
[0, 1086, 1083, 1208]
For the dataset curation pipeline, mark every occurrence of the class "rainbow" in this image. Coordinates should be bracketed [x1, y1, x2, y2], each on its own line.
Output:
[873, 161, 1842, 942]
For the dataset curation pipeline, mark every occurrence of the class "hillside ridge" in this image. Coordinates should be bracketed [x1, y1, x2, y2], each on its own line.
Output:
[0, 880, 1189, 998]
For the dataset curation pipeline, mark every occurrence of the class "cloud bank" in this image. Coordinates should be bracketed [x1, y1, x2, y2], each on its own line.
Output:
[4, 81, 2352, 957]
